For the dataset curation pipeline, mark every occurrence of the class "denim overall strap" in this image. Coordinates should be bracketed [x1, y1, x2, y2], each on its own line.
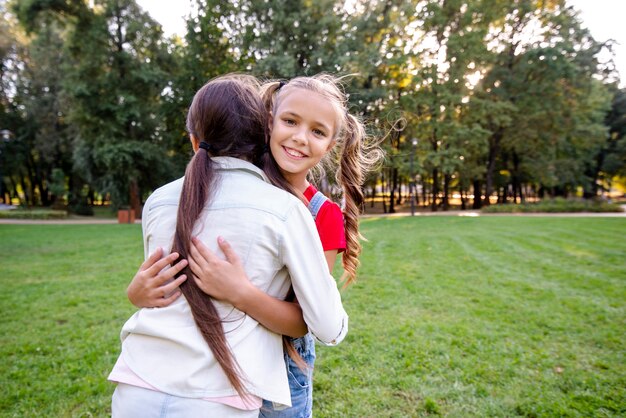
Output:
[307, 191, 327, 220]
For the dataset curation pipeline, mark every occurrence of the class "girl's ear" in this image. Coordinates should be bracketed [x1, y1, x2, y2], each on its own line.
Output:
[190, 134, 200, 153]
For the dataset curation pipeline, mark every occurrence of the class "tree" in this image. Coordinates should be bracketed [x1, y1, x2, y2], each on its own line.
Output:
[158, 0, 247, 176]
[242, 0, 347, 78]
[62, 0, 175, 211]
[599, 86, 626, 190]
[399, 0, 500, 210]
[474, 1, 611, 202]
[1, 2, 73, 206]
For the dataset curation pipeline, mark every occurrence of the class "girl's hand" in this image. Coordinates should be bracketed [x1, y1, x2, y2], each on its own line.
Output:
[189, 236, 254, 308]
[127, 248, 188, 308]
[191, 237, 307, 337]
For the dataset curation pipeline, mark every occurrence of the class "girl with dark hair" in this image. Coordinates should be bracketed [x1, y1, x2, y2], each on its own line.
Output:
[108, 74, 348, 417]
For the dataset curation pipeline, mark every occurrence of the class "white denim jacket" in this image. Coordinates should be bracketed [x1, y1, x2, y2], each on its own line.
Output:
[113, 157, 348, 407]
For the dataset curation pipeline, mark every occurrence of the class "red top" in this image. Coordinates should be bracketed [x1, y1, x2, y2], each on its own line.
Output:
[304, 185, 346, 253]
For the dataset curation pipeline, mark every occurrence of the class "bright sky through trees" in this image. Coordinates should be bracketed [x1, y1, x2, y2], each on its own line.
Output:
[6, 0, 625, 210]
[137, 0, 626, 87]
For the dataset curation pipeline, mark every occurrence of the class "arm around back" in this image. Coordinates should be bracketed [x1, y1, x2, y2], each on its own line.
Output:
[281, 203, 349, 346]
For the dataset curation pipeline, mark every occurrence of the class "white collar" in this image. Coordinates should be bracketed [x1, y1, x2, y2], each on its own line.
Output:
[211, 156, 269, 183]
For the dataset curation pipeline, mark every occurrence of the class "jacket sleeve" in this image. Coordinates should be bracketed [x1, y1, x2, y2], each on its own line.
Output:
[280, 203, 349, 346]
[141, 193, 156, 260]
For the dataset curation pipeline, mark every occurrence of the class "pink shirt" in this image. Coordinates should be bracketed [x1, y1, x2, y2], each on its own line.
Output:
[109, 356, 262, 410]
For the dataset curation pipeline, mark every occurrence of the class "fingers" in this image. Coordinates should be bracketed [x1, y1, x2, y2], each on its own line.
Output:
[146, 251, 182, 278]
[217, 236, 242, 266]
[159, 274, 187, 296]
[139, 247, 163, 272]
[187, 253, 202, 278]
[188, 241, 208, 276]
[192, 276, 207, 294]
[154, 289, 183, 308]
[153, 258, 188, 286]
[191, 237, 217, 263]
[188, 240, 203, 265]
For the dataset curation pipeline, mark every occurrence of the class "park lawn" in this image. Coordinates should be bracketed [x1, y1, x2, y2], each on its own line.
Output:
[0, 217, 625, 417]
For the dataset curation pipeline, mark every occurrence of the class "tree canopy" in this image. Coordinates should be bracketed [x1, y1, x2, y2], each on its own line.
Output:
[1, 0, 624, 212]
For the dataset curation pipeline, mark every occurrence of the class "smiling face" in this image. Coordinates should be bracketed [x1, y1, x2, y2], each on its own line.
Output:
[269, 87, 338, 191]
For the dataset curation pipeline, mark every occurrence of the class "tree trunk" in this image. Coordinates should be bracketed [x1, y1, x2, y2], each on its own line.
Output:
[0, 178, 6, 204]
[484, 129, 503, 206]
[129, 179, 141, 220]
[10, 177, 20, 205]
[584, 150, 604, 199]
[381, 171, 388, 213]
[472, 179, 482, 209]
[414, 180, 420, 207]
[36, 175, 49, 206]
[512, 151, 521, 204]
[388, 168, 397, 213]
[18, 175, 29, 206]
[24, 158, 38, 206]
[431, 168, 439, 211]
[442, 174, 450, 211]
[460, 188, 467, 210]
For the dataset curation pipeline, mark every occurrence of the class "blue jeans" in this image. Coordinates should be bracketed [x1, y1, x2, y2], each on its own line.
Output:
[260, 333, 316, 418]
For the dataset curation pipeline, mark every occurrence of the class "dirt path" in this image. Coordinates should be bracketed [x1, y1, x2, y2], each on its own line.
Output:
[2, 206, 624, 225]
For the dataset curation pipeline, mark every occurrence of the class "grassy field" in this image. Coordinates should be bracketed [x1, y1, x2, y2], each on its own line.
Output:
[0, 217, 624, 417]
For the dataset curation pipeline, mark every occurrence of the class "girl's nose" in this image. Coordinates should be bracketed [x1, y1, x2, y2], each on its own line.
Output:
[292, 128, 308, 144]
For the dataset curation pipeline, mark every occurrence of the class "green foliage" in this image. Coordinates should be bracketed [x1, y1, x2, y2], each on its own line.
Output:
[603, 87, 626, 179]
[48, 168, 66, 198]
[481, 197, 624, 213]
[2, 0, 626, 212]
[0, 209, 67, 219]
[1, 5, 74, 206]
[243, 0, 347, 77]
[62, 0, 176, 208]
[68, 199, 94, 216]
[468, 1, 614, 203]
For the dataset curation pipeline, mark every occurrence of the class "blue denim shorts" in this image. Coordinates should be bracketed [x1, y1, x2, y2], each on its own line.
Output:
[260, 333, 316, 418]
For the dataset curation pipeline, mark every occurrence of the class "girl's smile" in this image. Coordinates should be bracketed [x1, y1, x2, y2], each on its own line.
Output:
[282, 146, 307, 159]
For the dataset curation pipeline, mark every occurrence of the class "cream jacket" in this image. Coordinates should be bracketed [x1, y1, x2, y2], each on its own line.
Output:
[113, 157, 348, 407]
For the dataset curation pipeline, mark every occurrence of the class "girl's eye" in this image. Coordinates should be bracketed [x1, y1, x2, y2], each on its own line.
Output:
[313, 129, 327, 137]
[284, 118, 296, 126]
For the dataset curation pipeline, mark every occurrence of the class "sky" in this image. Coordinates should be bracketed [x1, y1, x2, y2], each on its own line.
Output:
[568, 0, 626, 86]
[136, 0, 626, 86]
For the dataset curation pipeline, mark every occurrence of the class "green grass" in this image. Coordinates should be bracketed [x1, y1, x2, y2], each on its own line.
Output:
[1, 217, 625, 417]
[0, 225, 142, 417]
